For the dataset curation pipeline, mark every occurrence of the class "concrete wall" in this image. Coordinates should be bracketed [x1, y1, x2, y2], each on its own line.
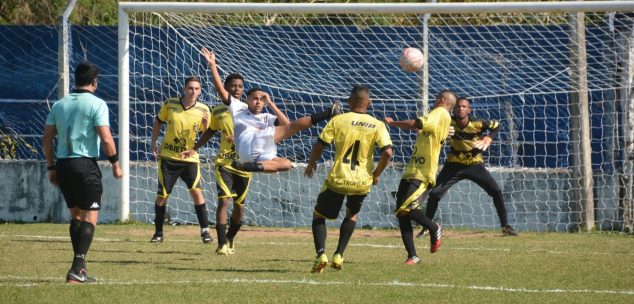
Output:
[0, 161, 622, 232]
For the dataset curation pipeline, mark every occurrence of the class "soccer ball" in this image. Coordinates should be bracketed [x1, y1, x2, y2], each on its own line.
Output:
[399, 47, 425, 73]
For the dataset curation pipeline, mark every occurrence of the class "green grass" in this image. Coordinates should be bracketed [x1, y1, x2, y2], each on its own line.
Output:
[0, 223, 632, 303]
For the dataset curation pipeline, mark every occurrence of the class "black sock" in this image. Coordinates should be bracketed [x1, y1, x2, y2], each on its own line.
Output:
[409, 209, 438, 241]
[226, 218, 242, 240]
[312, 217, 327, 256]
[194, 203, 209, 232]
[310, 109, 331, 125]
[71, 222, 95, 273]
[216, 224, 227, 246]
[335, 218, 356, 255]
[154, 205, 166, 235]
[398, 214, 417, 258]
[425, 196, 440, 221]
[69, 219, 81, 253]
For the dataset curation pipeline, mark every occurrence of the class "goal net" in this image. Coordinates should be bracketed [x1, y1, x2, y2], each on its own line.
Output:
[120, 3, 634, 232]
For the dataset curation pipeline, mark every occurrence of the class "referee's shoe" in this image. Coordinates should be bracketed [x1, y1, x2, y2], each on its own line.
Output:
[66, 268, 96, 284]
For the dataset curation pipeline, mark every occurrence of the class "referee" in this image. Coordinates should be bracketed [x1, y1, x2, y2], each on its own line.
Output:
[43, 63, 122, 283]
[422, 97, 518, 237]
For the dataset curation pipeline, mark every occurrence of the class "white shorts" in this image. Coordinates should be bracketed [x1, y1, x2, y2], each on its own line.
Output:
[236, 126, 277, 163]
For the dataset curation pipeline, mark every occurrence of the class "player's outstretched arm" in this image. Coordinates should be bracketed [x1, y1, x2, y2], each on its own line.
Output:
[201, 47, 230, 105]
[264, 93, 290, 127]
[372, 146, 393, 185]
[383, 117, 419, 130]
[180, 129, 216, 159]
[304, 141, 326, 178]
[42, 125, 58, 185]
[96, 126, 122, 179]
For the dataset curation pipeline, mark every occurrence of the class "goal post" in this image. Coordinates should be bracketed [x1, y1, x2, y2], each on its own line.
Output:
[117, 1, 634, 231]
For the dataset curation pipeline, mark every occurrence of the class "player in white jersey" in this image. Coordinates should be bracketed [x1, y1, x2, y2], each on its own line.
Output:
[201, 48, 342, 173]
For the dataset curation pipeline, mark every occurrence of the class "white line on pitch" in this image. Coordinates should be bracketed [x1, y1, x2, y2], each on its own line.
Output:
[0, 276, 632, 296]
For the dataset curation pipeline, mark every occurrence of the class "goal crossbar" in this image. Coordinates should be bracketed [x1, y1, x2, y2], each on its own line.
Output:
[119, 1, 634, 14]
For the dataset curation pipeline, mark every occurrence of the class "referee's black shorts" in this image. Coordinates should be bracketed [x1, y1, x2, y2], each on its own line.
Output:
[56, 157, 103, 211]
[157, 158, 202, 197]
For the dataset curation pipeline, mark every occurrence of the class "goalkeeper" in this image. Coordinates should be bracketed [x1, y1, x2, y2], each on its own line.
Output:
[420, 97, 518, 237]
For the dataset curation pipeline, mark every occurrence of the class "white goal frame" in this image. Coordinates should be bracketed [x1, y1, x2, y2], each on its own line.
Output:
[117, 1, 634, 230]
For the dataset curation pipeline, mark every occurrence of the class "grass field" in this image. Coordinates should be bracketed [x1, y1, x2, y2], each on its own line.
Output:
[0, 223, 632, 303]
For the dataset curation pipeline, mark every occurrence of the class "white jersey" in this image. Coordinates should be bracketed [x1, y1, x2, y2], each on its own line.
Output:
[228, 96, 278, 162]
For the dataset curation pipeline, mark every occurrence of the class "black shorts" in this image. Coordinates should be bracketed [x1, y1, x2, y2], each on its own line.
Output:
[314, 186, 367, 220]
[215, 165, 252, 205]
[157, 158, 201, 197]
[394, 179, 430, 214]
[56, 158, 103, 211]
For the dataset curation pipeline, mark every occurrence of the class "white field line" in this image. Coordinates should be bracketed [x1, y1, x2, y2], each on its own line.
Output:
[0, 275, 632, 296]
[0, 234, 631, 256]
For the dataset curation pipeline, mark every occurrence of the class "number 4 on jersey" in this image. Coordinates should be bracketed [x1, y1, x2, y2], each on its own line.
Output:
[343, 140, 361, 170]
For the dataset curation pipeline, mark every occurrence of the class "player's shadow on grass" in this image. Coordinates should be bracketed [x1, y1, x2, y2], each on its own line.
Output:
[164, 267, 289, 274]
[260, 258, 312, 263]
[93, 259, 159, 265]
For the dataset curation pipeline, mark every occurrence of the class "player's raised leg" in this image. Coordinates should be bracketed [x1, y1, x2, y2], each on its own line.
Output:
[273, 102, 343, 144]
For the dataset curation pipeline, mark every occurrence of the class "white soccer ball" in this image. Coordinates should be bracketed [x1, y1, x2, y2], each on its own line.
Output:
[399, 47, 425, 73]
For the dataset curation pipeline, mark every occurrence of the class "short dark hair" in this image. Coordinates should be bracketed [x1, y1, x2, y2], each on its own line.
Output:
[349, 85, 370, 104]
[224, 73, 244, 87]
[74, 63, 99, 87]
[184, 76, 201, 86]
[457, 96, 469, 103]
[435, 89, 455, 101]
[247, 87, 265, 97]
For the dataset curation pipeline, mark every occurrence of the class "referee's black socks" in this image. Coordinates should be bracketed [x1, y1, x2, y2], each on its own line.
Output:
[69, 219, 81, 253]
[71, 221, 95, 273]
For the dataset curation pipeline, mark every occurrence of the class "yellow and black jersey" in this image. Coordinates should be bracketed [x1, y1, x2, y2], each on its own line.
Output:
[208, 104, 251, 177]
[319, 112, 392, 195]
[157, 97, 210, 163]
[446, 117, 500, 166]
[402, 107, 451, 185]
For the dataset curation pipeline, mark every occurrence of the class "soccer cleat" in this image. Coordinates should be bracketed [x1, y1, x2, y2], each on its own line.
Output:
[231, 161, 246, 171]
[416, 227, 428, 239]
[330, 101, 344, 117]
[331, 253, 344, 270]
[66, 268, 97, 284]
[430, 223, 442, 254]
[404, 256, 421, 265]
[227, 238, 235, 255]
[502, 225, 519, 236]
[311, 253, 329, 273]
[201, 231, 213, 244]
[216, 244, 229, 255]
[150, 234, 164, 243]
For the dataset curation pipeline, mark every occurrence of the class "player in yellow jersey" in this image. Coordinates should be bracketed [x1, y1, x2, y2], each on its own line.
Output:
[180, 69, 253, 255]
[304, 85, 393, 273]
[149, 76, 213, 244]
[420, 97, 518, 237]
[384, 89, 456, 265]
